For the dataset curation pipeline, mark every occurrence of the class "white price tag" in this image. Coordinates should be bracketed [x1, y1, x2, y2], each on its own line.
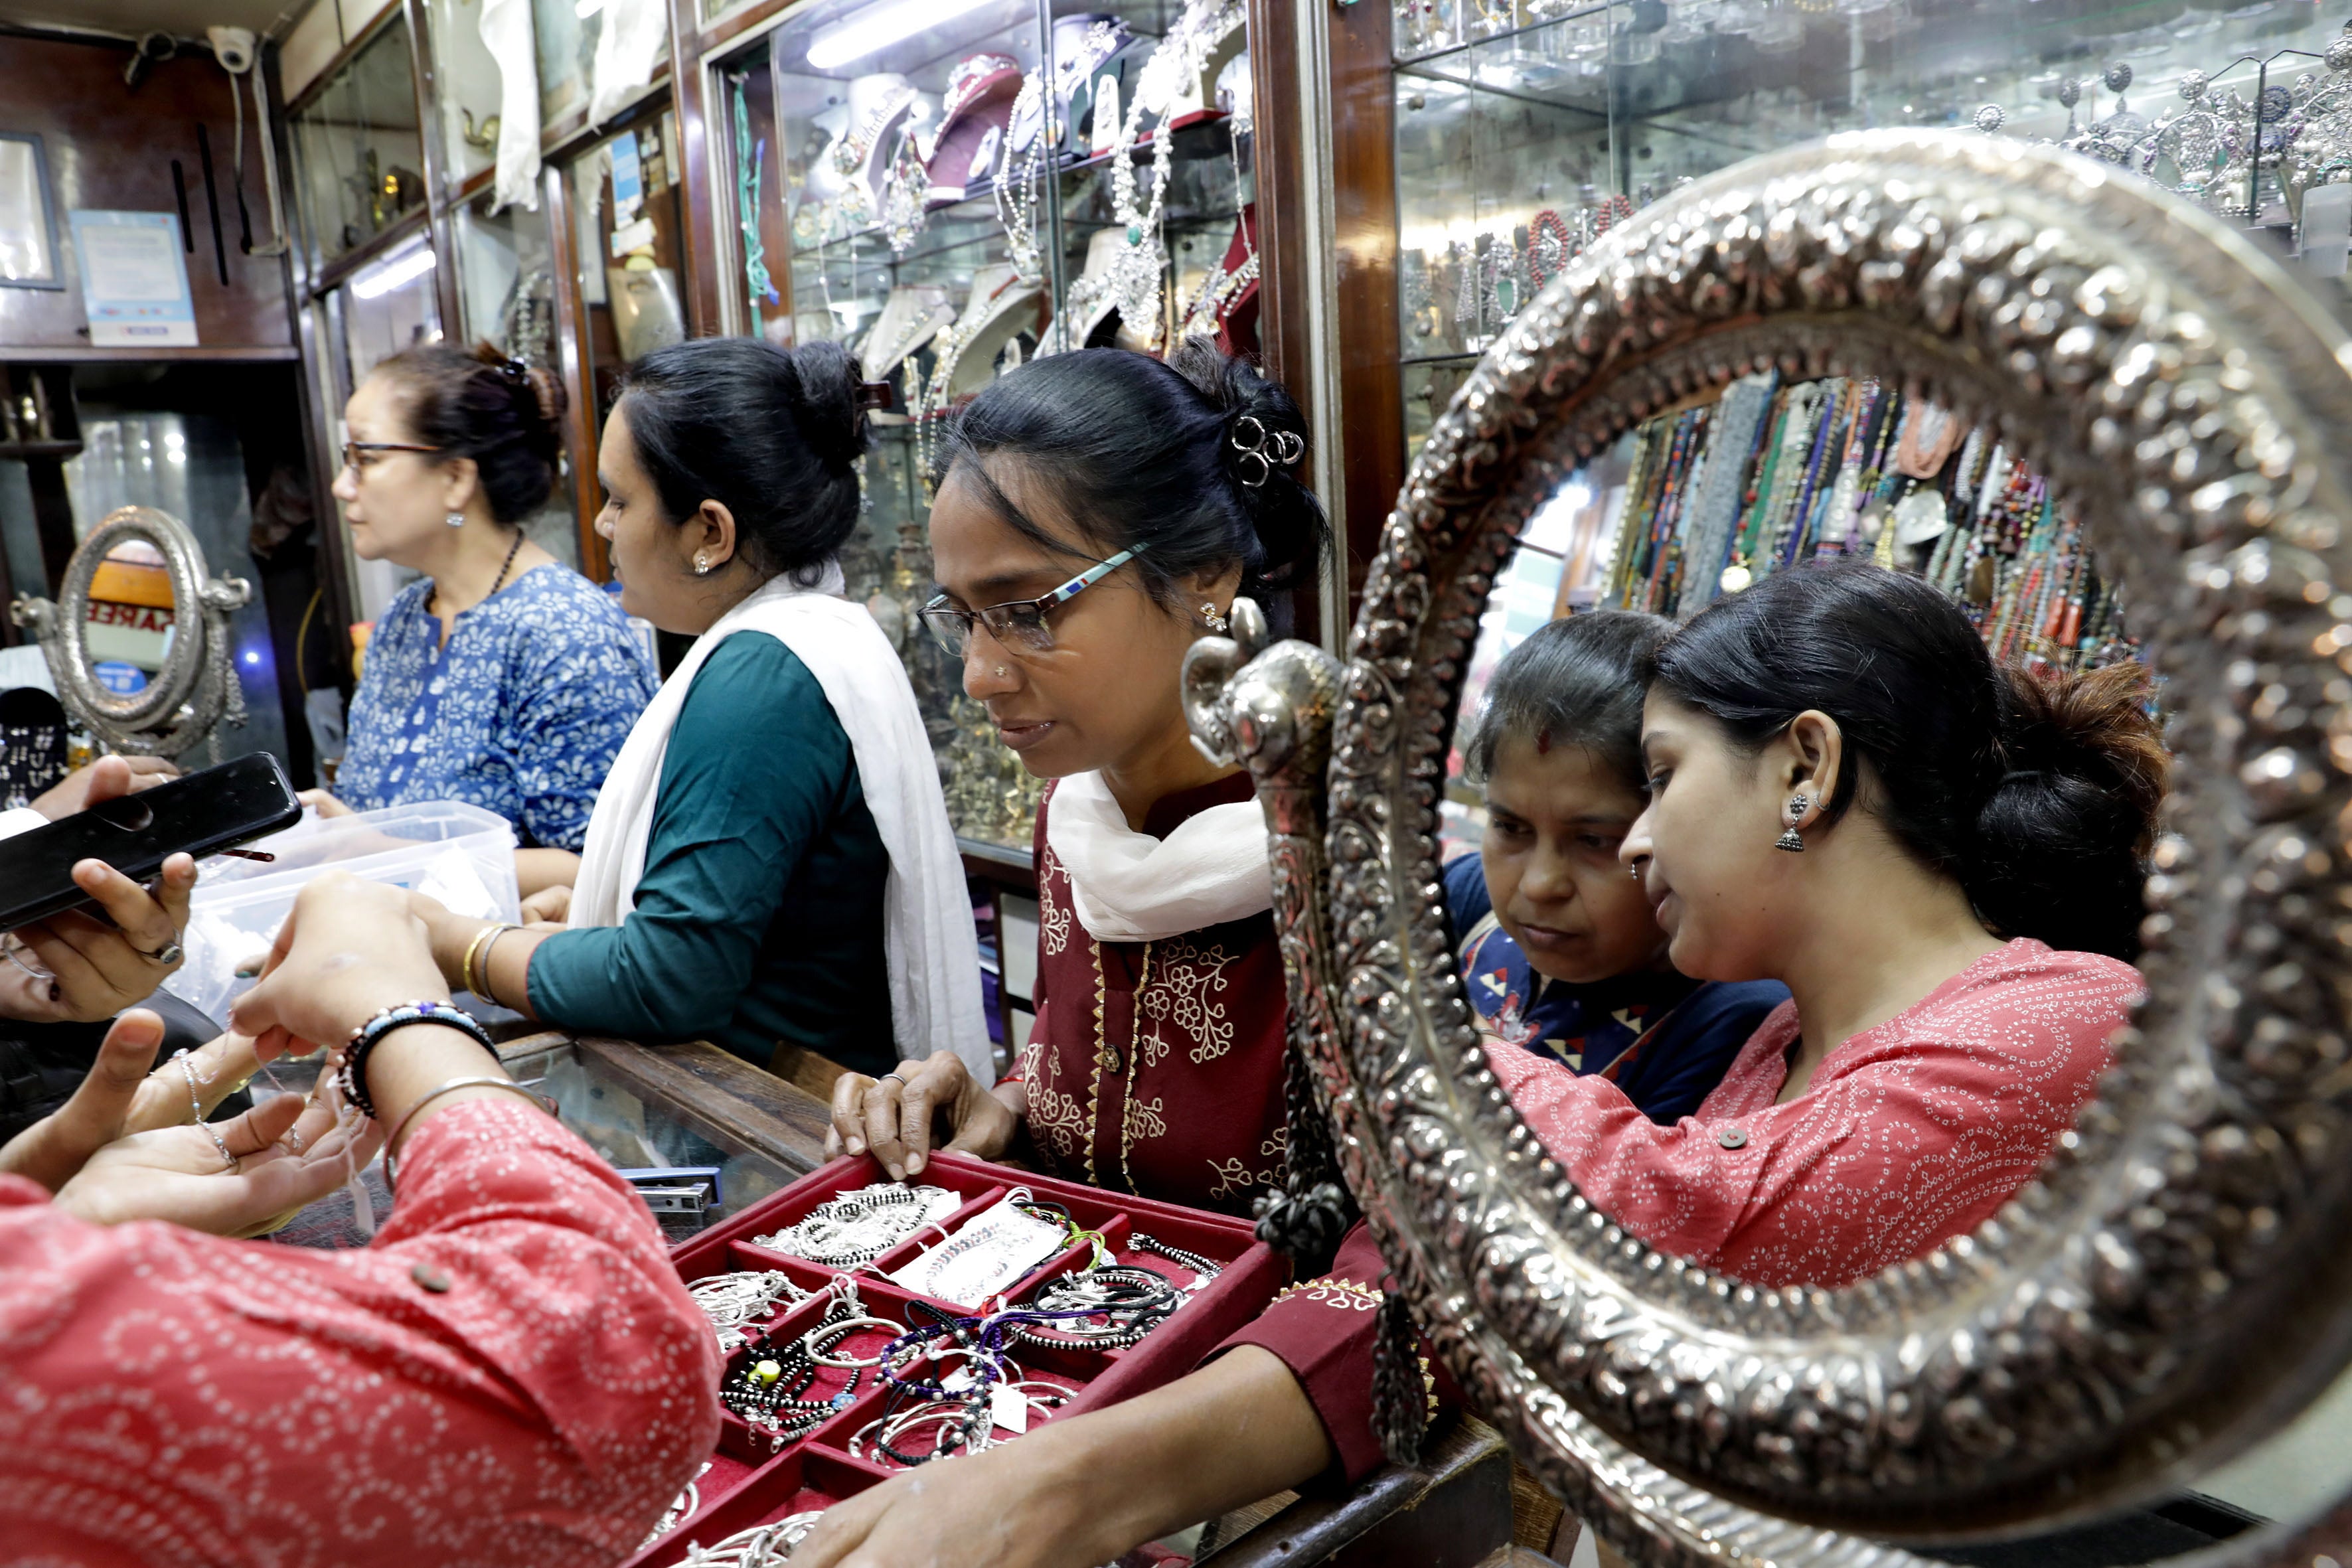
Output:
[941, 1366, 975, 1394]
[989, 1384, 1029, 1435]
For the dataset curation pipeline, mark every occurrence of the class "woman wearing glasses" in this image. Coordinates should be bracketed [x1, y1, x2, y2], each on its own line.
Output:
[405, 336, 990, 1086]
[317, 343, 656, 890]
[803, 344, 1415, 1568]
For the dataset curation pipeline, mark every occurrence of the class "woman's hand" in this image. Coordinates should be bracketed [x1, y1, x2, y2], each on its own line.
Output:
[54, 1091, 380, 1237]
[296, 788, 354, 819]
[789, 1433, 1114, 1568]
[32, 754, 177, 819]
[228, 873, 449, 1056]
[0, 1011, 285, 1193]
[519, 884, 572, 925]
[2, 853, 197, 1024]
[823, 1051, 1019, 1180]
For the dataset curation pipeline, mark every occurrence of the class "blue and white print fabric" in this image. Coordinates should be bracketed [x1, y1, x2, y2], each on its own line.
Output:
[339, 566, 657, 850]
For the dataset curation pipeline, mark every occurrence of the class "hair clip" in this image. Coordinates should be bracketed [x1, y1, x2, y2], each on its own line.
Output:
[496, 357, 530, 381]
[1229, 414, 1305, 489]
[856, 380, 896, 412]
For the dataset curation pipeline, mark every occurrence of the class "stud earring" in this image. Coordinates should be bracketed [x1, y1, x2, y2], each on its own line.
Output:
[444, 510, 466, 529]
[1201, 601, 1228, 633]
[1775, 793, 1810, 853]
[692, 552, 714, 576]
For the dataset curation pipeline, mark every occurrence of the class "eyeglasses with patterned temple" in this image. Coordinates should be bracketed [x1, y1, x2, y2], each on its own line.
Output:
[341, 440, 441, 474]
[919, 546, 1148, 659]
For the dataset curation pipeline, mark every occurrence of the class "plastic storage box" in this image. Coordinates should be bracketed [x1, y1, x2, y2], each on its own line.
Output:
[165, 799, 520, 1025]
[634, 1151, 1284, 1565]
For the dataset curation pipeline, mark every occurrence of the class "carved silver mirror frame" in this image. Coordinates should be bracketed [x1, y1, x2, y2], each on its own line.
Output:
[9, 505, 250, 757]
[1188, 131, 2352, 1563]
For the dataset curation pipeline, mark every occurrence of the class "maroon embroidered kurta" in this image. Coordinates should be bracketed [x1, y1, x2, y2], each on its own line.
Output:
[1006, 773, 1395, 1478]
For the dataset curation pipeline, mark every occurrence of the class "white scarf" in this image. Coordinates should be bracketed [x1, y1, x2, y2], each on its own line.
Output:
[572, 568, 993, 1085]
[1044, 769, 1271, 943]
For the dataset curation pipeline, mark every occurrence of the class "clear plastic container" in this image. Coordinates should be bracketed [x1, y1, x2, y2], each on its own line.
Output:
[165, 799, 520, 1026]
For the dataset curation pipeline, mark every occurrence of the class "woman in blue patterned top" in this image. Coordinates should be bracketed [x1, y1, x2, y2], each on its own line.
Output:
[311, 344, 656, 890]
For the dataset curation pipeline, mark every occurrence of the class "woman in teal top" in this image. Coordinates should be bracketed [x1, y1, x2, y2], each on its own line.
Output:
[407, 338, 989, 1085]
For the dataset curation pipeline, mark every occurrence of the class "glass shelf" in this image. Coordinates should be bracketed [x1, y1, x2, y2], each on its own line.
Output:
[289, 15, 427, 270]
[708, 0, 1259, 856]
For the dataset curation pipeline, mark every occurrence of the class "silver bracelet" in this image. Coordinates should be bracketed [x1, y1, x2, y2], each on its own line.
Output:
[175, 1049, 237, 1172]
[475, 924, 515, 1010]
[381, 1077, 548, 1192]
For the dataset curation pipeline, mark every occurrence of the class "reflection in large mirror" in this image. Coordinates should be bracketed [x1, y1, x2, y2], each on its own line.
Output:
[1439, 385, 2157, 1294]
[1186, 128, 2352, 1567]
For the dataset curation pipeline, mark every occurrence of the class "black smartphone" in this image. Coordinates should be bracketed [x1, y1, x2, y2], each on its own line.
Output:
[0, 752, 301, 933]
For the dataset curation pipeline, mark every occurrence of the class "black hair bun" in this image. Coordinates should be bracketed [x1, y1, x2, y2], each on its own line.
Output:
[1972, 661, 2168, 960]
[779, 339, 872, 476]
[1165, 335, 1326, 591]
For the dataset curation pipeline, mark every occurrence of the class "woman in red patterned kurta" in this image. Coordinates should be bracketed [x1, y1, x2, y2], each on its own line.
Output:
[1, 874, 718, 1564]
[801, 345, 1407, 1568]
[1486, 561, 2165, 1289]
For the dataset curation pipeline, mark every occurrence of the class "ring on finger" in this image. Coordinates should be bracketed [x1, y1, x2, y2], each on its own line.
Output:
[133, 927, 184, 967]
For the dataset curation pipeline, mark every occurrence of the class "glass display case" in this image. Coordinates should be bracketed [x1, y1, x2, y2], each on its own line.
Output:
[1399, 0, 2224, 851]
[532, 0, 674, 129]
[455, 192, 582, 569]
[289, 13, 428, 269]
[428, 0, 508, 192]
[708, 0, 1261, 854]
[564, 110, 691, 427]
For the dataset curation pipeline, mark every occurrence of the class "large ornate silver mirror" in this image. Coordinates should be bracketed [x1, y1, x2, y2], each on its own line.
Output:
[9, 504, 250, 758]
[1189, 129, 2352, 1565]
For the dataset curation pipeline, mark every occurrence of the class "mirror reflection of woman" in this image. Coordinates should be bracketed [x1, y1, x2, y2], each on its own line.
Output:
[1490, 561, 2163, 1289]
[408, 337, 990, 1086]
[800, 345, 1394, 1568]
[316, 344, 657, 896]
[1447, 611, 1788, 1121]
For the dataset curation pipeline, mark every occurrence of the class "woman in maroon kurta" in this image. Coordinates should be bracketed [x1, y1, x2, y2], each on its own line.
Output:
[797, 344, 1405, 1568]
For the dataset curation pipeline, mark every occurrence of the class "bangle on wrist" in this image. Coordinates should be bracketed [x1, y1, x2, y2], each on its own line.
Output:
[475, 925, 517, 1010]
[335, 1001, 498, 1121]
[459, 923, 516, 1000]
[382, 1075, 548, 1191]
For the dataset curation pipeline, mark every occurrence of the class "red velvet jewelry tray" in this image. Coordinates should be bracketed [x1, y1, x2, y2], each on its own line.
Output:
[628, 1152, 1283, 1567]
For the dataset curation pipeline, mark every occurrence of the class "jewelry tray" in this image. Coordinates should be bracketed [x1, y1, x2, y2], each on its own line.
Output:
[630, 1150, 1283, 1564]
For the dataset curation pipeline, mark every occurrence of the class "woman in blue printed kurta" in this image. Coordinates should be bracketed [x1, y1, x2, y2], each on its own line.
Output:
[338, 568, 654, 851]
[314, 344, 655, 871]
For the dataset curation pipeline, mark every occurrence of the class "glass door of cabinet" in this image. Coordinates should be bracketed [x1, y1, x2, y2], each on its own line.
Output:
[563, 109, 690, 431]
[289, 13, 428, 271]
[708, 0, 1263, 854]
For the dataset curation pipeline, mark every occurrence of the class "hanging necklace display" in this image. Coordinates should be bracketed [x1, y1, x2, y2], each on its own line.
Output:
[992, 75, 1050, 283]
[880, 132, 930, 256]
[1526, 208, 1573, 289]
[732, 76, 776, 310]
[751, 1182, 960, 1268]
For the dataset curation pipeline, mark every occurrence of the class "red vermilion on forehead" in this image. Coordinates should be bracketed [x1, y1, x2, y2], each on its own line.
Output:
[1535, 728, 1551, 755]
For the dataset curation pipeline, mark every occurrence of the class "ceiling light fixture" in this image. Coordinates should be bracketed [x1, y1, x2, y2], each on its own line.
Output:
[805, 0, 1000, 70]
[350, 244, 436, 301]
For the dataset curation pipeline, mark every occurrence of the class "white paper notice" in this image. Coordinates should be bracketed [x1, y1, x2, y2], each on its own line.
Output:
[886, 1194, 1067, 1308]
[71, 210, 196, 347]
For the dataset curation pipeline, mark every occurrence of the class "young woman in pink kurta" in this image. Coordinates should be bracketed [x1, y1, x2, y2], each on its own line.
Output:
[1486, 560, 2164, 1289]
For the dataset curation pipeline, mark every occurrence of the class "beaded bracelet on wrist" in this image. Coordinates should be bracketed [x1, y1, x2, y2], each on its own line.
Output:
[334, 1001, 498, 1121]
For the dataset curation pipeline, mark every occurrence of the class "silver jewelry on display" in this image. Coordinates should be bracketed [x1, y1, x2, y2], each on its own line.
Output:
[688, 1270, 810, 1352]
[751, 1182, 961, 1269]
[639, 1460, 712, 1549]
[675, 1510, 825, 1567]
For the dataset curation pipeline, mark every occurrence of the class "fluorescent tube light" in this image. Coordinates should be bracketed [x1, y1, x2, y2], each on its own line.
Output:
[806, 0, 998, 70]
[577, 0, 607, 17]
[350, 244, 436, 300]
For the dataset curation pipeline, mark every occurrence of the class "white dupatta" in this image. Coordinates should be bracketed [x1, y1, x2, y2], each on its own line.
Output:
[1044, 769, 1271, 942]
[572, 566, 994, 1085]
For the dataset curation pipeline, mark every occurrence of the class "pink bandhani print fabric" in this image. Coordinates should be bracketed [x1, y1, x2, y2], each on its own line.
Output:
[1484, 938, 2142, 1288]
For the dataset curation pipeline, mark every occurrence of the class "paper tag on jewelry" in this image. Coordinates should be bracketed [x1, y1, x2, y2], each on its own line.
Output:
[941, 1366, 976, 1395]
[989, 1384, 1029, 1435]
[887, 1195, 1067, 1308]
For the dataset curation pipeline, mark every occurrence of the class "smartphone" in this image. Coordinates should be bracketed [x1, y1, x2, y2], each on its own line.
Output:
[0, 752, 301, 933]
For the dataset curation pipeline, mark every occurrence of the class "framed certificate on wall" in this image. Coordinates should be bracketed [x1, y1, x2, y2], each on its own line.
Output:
[0, 131, 63, 289]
